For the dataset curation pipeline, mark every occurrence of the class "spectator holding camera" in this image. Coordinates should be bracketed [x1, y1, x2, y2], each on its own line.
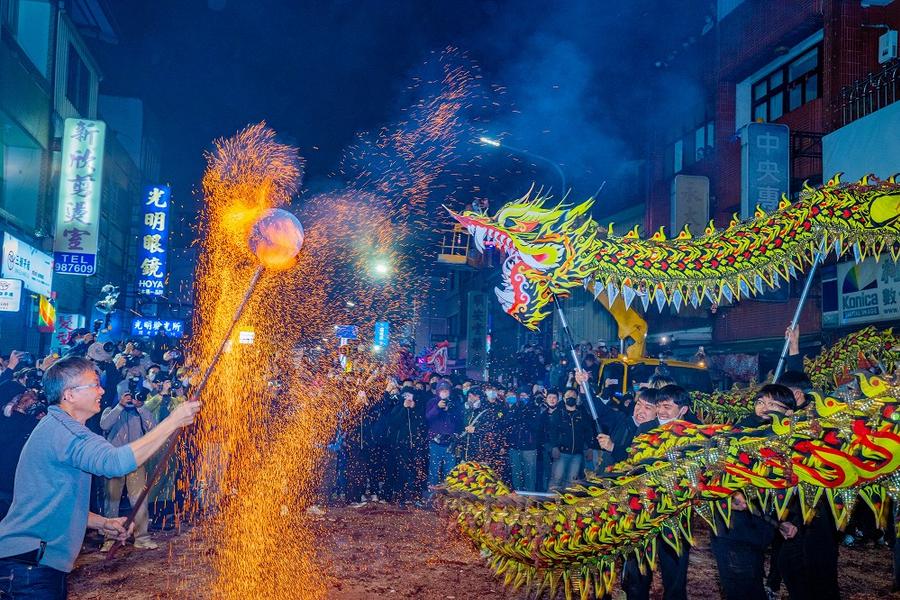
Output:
[425, 380, 463, 499]
[0, 351, 30, 385]
[99, 380, 158, 551]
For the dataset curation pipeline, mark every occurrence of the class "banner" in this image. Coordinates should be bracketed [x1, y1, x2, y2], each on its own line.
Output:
[466, 291, 488, 375]
[836, 255, 900, 326]
[51, 313, 86, 351]
[374, 321, 389, 348]
[137, 185, 170, 296]
[2, 232, 53, 296]
[0, 278, 22, 312]
[54, 118, 105, 276]
[37, 295, 55, 332]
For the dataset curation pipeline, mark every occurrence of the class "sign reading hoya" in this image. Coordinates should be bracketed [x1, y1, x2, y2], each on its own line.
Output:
[137, 185, 170, 296]
[54, 118, 106, 276]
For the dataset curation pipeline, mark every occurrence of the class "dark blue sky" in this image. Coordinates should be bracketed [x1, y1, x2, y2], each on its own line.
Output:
[94, 0, 711, 216]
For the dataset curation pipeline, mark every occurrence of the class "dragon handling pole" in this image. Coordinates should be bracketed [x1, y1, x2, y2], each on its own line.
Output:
[107, 265, 265, 559]
[773, 253, 823, 382]
[553, 294, 603, 435]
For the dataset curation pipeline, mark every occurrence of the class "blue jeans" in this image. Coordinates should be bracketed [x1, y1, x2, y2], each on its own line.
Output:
[427, 442, 458, 491]
[549, 452, 583, 491]
[508, 449, 537, 491]
[0, 559, 67, 599]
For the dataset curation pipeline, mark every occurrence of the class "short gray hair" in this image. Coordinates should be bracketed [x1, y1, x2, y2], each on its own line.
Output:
[43, 356, 99, 405]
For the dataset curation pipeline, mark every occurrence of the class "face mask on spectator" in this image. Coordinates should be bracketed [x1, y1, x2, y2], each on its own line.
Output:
[564, 396, 578, 408]
[485, 389, 497, 399]
[506, 394, 517, 405]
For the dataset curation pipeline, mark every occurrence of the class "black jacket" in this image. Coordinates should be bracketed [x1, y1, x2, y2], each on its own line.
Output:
[600, 414, 659, 470]
[386, 397, 427, 449]
[507, 401, 542, 451]
[549, 407, 593, 454]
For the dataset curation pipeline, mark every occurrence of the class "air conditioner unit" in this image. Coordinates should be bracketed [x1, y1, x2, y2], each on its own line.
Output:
[880, 30, 898, 64]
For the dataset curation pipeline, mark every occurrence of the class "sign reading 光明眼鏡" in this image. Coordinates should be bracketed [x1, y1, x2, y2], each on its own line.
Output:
[740, 122, 789, 218]
[2, 233, 53, 296]
[137, 185, 170, 296]
[131, 318, 184, 338]
[53, 118, 106, 276]
[836, 255, 900, 326]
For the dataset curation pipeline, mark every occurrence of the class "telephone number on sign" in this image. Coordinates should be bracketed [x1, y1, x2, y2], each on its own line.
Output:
[56, 263, 95, 274]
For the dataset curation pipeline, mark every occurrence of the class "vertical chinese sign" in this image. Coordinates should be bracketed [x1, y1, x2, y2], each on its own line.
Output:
[740, 122, 790, 217]
[54, 118, 106, 276]
[137, 185, 170, 296]
[741, 122, 790, 302]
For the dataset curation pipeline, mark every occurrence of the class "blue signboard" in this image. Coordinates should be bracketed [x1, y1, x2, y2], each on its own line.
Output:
[740, 122, 790, 217]
[374, 321, 390, 347]
[137, 185, 170, 296]
[335, 325, 358, 339]
[131, 318, 184, 338]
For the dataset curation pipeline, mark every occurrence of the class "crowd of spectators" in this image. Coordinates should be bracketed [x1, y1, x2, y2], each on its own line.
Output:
[0, 328, 190, 553]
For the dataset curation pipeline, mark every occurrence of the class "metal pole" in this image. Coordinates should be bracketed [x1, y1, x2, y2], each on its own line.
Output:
[501, 143, 566, 196]
[552, 295, 603, 434]
[773, 254, 822, 382]
[107, 265, 265, 559]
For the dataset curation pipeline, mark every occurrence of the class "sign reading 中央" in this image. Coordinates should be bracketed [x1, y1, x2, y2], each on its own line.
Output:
[836, 255, 900, 326]
[131, 318, 185, 338]
[137, 185, 170, 296]
[374, 321, 389, 347]
[740, 122, 789, 218]
[51, 313, 85, 351]
[54, 118, 106, 276]
[2, 233, 53, 296]
[0, 278, 23, 312]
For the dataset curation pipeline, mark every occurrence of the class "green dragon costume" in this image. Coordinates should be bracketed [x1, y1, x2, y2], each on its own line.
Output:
[450, 174, 900, 331]
[442, 175, 900, 598]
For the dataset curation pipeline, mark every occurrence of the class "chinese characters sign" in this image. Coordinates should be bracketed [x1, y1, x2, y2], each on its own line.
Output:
[51, 313, 85, 351]
[836, 255, 900, 326]
[466, 291, 488, 376]
[2, 232, 53, 296]
[0, 278, 23, 312]
[740, 122, 789, 218]
[54, 118, 106, 276]
[131, 318, 184, 338]
[137, 185, 170, 296]
[374, 321, 390, 347]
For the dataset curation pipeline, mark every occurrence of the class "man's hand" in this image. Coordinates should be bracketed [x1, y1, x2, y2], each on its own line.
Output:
[438, 399, 447, 410]
[98, 516, 133, 541]
[574, 369, 589, 386]
[119, 395, 132, 408]
[38, 354, 59, 371]
[596, 433, 614, 452]
[785, 325, 800, 355]
[114, 354, 127, 370]
[7, 350, 22, 371]
[464, 425, 475, 434]
[166, 399, 201, 429]
[161, 380, 172, 394]
[779, 521, 798, 539]
[731, 492, 748, 511]
[551, 447, 561, 460]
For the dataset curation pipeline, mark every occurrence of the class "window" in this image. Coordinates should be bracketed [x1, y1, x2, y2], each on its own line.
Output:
[669, 120, 715, 174]
[66, 43, 91, 115]
[751, 45, 821, 122]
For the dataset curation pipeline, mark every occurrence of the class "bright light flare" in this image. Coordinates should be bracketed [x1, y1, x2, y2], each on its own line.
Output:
[479, 136, 501, 147]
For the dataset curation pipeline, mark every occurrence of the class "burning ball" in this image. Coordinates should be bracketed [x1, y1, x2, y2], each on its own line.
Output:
[248, 208, 304, 270]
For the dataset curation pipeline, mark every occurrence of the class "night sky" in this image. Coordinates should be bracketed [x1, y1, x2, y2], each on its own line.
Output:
[91, 0, 711, 225]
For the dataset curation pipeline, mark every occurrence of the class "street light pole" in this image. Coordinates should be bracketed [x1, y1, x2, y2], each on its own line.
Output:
[477, 137, 566, 196]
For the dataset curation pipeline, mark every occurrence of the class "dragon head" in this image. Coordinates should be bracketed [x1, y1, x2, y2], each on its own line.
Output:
[449, 193, 597, 330]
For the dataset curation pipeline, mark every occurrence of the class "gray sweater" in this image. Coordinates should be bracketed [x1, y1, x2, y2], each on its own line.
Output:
[100, 403, 156, 447]
[0, 406, 136, 572]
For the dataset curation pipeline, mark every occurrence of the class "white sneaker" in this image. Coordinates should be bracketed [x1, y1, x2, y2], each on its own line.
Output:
[133, 538, 159, 550]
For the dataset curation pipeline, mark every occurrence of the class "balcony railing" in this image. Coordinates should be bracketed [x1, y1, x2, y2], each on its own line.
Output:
[436, 224, 503, 269]
[838, 59, 900, 127]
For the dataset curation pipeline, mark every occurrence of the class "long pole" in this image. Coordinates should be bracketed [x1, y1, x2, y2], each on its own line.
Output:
[773, 254, 822, 382]
[552, 295, 603, 434]
[107, 265, 265, 559]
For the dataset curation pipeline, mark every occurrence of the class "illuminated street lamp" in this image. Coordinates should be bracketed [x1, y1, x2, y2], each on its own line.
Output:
[372, 259, 391, 277]
[476, 136, 566, 195]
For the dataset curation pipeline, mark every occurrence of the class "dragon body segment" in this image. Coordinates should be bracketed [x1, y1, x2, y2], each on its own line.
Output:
[442, 374, 900, 599]
[451, 175, 900, 330]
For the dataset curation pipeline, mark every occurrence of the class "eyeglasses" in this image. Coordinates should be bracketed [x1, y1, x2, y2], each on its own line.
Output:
[69, 383, 102, 392]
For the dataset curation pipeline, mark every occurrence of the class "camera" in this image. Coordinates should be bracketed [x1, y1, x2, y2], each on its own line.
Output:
[125, 354, 141, 368]
[127, 376, 146, 401]
[102, 341, 116, 355]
